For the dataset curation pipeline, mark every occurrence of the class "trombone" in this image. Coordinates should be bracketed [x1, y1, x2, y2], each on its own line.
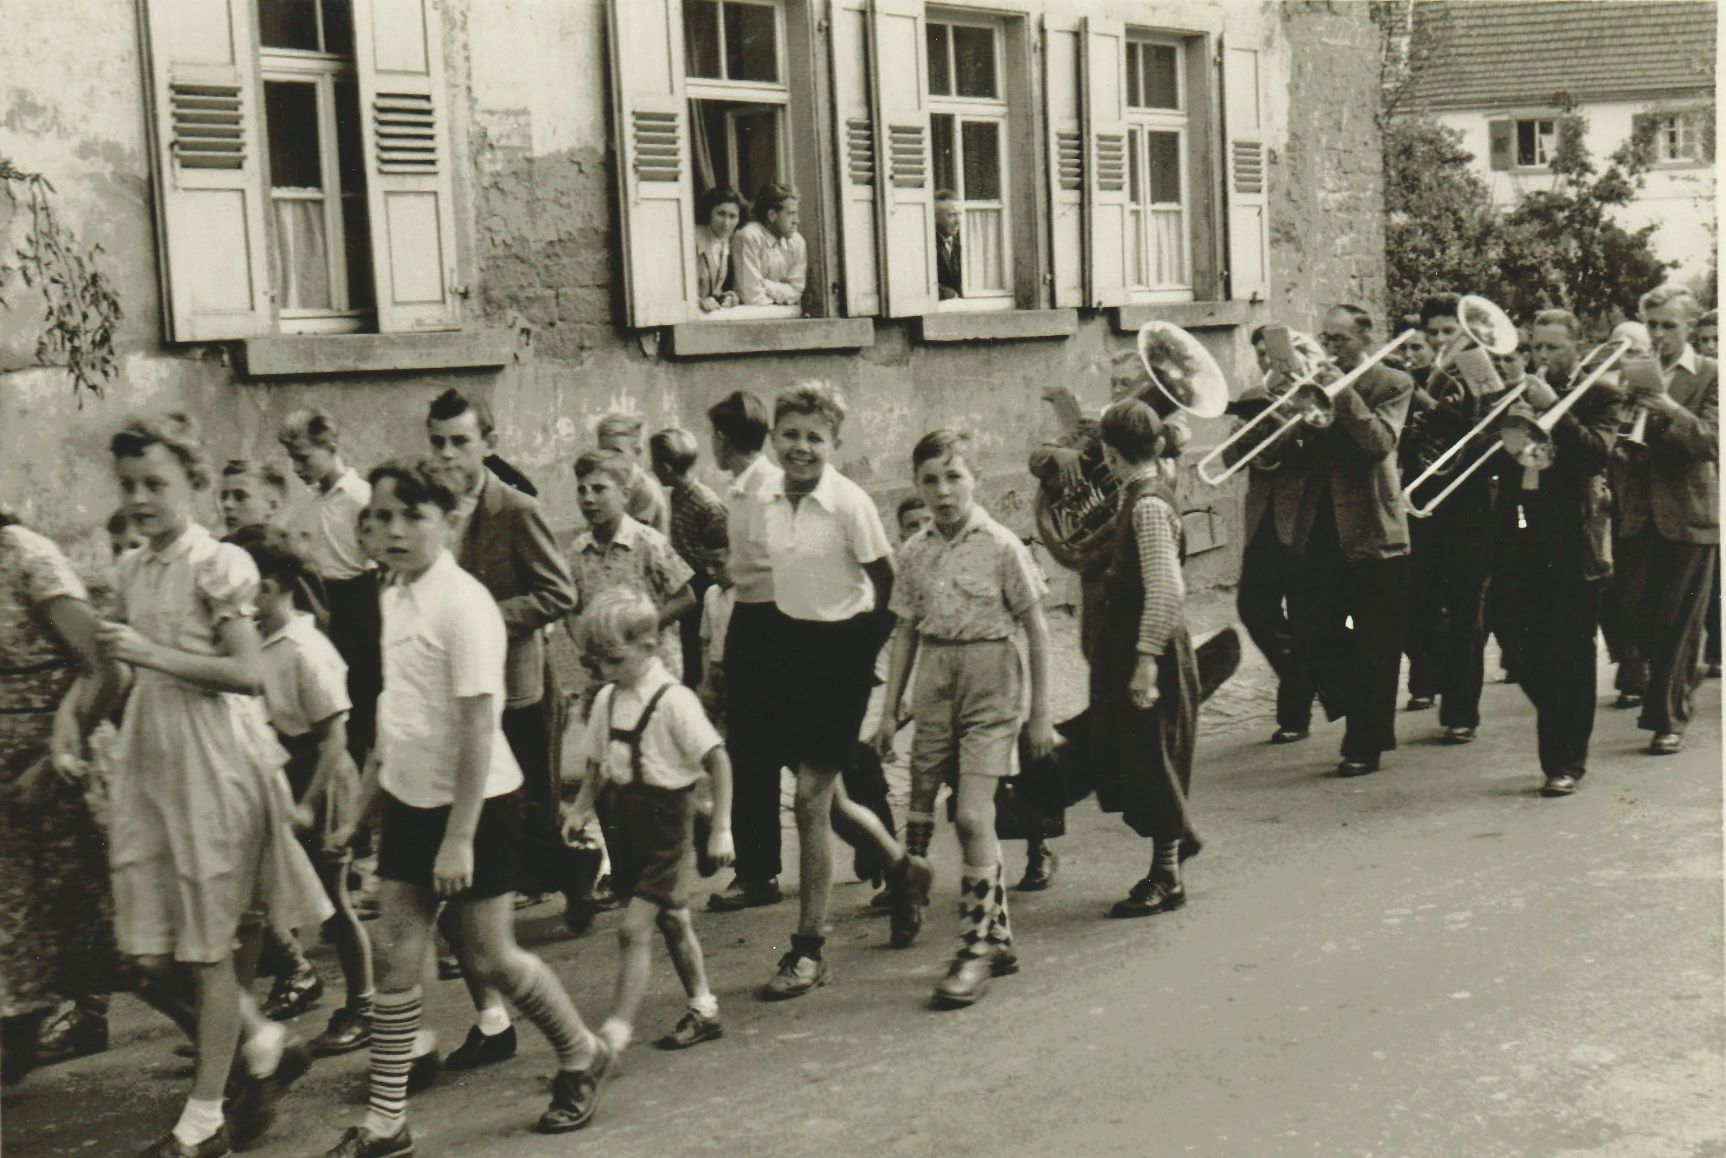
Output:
[1398, 296, 1524, 517]
[1498, 336, 1633, 471]
[1195, 327, 1333, 484]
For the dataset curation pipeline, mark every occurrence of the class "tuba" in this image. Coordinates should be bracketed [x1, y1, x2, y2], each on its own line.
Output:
[1035, 322, 1228, 574]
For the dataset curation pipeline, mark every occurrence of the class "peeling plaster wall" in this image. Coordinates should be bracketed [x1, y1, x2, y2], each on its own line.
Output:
[1, 0, 1385, 600]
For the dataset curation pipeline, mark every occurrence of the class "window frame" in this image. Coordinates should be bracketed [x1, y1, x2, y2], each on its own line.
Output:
[1653, 110, 1704, 165]
[1122, 32, 1194, 304]
[926, 11, 1014, 313]
[1513, 117, 1557, 169]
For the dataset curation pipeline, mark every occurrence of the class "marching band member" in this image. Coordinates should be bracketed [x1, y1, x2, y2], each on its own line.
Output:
[1504, 310, 1626, 796]
[1298, 305, 1415, 777]
[1609, 285, 1719, 756]
[1400, 294, 1497, 742]
[1232, 327, 1324, 744]
[1698, 310, 1721, 678]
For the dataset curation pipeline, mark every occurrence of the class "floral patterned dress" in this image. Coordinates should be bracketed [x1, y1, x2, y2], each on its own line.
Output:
[0, 525, 116, 1018]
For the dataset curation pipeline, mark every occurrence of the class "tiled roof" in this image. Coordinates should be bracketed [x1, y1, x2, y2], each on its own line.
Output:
[1404, 1, 1716, 110]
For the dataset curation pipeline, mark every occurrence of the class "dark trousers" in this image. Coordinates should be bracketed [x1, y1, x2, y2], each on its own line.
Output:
[1497, 538, 1601, 778]
[501, 662, 585, 897]
[725, 601, 786, 884]
[1236, 516, 1319, 731]
[1707, 548, 1721, 666]
[1303, 551, 1410, 762]
[1404, 519, 1442, 700]
[1615, 530, 1716, 735]
[679, 573, 713, 690]
[1404, 522, 1491, 725]
[323, 574, 382, 768]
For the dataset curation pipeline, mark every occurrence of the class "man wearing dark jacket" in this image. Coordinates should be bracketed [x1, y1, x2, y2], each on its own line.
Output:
[1298, 304, 1414, 777]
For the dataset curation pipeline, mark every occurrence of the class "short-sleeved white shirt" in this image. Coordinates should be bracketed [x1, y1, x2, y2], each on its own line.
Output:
[259, 611, 352, 738]
[583, 657, 723, 792]
[701, 583, 735, 667]
[377, 550, 523, 808]
[762, 464, 891, 622]
[292, 467, 372, 581]
[725, 454, 782, 605]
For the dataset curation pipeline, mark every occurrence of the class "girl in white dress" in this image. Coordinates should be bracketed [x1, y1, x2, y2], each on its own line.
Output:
[99, 412, 329, 1158]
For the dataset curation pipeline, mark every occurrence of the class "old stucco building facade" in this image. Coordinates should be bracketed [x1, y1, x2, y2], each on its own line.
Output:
[1, 0, 1384, 598]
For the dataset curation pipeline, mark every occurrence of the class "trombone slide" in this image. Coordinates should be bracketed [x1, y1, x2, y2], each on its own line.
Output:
[1401, 379, 1529, 518]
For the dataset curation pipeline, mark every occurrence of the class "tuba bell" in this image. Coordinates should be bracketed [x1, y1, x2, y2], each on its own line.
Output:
[1035, 322, 1228, 575]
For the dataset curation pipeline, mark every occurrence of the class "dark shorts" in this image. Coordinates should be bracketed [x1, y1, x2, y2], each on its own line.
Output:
[778, 614, 879, 769]
[377, 790, 523, 901]
[599, 783, 693, 910]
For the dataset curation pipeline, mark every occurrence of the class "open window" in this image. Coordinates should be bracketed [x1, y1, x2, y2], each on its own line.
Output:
[141, 0, 462, 342]
[926, 14, 1012, 311]
[609, 0, 825, 327]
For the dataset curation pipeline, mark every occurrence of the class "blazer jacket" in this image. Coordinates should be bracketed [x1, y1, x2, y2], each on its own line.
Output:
[457, 471, 578, 709]
[1610, 351, 1719, 545]
[1495, 376, 1625, 584]
[1298, 361, 1414, 562]
[936, 233, 963, 300]
[1241, 431, 1322, 553]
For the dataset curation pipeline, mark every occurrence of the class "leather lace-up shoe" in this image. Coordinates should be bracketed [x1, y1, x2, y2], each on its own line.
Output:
[1649, 733, 1684, 755]
[228, 1042, 310, 1150]
[1404, 696, 1434, 712]
[761, 951, 830, 1000]
[535, 1040, 615, 1134]
[1108, 872, 1187, 919]
[1612, 692, 1643, 709]
[1541, 774, 1578, 797]
[325, 1125, 414, 1157]
[1016, 845, 1059, 891]
[707, 877, 784, 912]
[310, 1006, 370, 1056]
[262, 968, 322, 1021]
[138, 1127, 232, 1157]
[405, 1051, 440, 1095]
[36, 1003, 108, 1064]
[932, 956, 994, 1008]
[655, 1007, 724, 1050]
[1441, 726, 1476, 744]
[443, 1024, 516, 1072]
[1337, 756, 1380, 777]
[1270, 728, 1310, 744]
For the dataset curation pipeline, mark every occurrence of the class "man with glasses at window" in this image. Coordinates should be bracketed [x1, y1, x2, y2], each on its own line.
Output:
[734, 184, 806, 309]
[1299, 305, 1415, 778]
[935, 191, 963, 301]
[1610, 284, 1719, 755]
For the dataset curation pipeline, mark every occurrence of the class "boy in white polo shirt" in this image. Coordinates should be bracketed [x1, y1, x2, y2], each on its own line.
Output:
[566, 589, 735, 1054]
[323, 458, 610, 1157]
[758, 380, 932, 1000]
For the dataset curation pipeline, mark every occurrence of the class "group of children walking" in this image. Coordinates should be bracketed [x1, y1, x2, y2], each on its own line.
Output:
[42, 376, 1197, 1156]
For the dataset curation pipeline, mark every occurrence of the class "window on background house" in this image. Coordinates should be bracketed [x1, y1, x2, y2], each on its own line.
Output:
[1515, 118, 1556, 167]
[684, 0, 788, 211]
[1123, 37, 1190, 297]
[142, 0, 462, 343]
[1655, 112, 1703, 163]
[925, 15, 1011, 309]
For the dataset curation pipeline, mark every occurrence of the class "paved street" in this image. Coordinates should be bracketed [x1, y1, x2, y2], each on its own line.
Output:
[6, 607, 1723, 1157]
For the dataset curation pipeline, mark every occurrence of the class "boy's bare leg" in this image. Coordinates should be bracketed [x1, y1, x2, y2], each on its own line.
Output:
[793, 766, 840, 936]
[657, 907, 710, 1003]
[452, 895, 598, 1073]
[600, 898, 659, 1051]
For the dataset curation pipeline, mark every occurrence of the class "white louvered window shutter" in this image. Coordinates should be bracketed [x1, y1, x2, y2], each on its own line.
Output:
[1221, 40, 1268, 304]
[831, 0, 880, 317]
[1043, 16, 1084, 310]
[607, 0, 696, 328]
[868, 0, 937, 318]
[1081, 17, 1131, 309]
[141, 0, 273, 341]
[352, 0, 463, 332]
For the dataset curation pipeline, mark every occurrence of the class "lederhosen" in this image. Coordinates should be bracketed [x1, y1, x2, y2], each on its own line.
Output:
[596, 684, 695, 909]
[1087, 474, 1202, 854]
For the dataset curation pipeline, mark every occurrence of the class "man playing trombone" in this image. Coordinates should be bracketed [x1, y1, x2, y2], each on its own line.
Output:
[1298, 304, 1415, 777]
[1608, 284, 1719, 756]
[1495, 309, 1628, 795]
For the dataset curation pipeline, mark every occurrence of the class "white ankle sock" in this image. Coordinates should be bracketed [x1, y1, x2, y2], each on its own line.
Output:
[689, 992, 719, 1019]
[599, 1016, 632, 1054]
[241, 1021, 286, 1077]
[362, 1110, 407, 1140]
[476, 1003, 511, 1036]
[410, 1028, 438, 1058]
[172, 1097, 225, 1146]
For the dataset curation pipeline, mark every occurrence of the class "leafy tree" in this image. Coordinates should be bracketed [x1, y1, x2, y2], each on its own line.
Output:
[1382, 118, 1503, 322]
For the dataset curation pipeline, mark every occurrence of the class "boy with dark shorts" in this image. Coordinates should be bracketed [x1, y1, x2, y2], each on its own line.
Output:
[324, 458, 610, 1157]
[566, 590, 735, 1054]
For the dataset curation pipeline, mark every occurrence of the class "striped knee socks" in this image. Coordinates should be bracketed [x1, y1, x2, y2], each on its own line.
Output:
[364, 987, 420, 1138]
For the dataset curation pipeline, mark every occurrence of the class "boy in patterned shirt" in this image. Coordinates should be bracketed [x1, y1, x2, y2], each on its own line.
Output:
[875, 430, 1055, 1007]
[650, 426, 727, 689]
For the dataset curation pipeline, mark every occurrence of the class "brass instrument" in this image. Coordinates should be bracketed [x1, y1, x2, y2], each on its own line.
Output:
[1398, 295, 1523, 517]
[1497, 337, 1632, 471]
[1615, 353, 1666, 448]
[1035, 322, 1228, 574]
[1196, 327, 1331, 484]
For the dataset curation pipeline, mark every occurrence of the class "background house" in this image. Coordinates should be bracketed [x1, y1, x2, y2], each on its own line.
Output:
[1401, 0, 1716, 282]
[0, 0, 1387, 601]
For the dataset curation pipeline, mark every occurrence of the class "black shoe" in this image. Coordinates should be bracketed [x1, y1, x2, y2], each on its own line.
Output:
[707, 877, 784, 912]
[1612, 692, 1643, 709]
[310, 1006, 371, 1056]
[261, 968, 323, 1021]
[534, 1040, 615, 1134]
[405, 1051, 440, 1095]
[325, 1125, 414, 1157]
[1016, 845, 1059, 892]
[1441, 726, 1476, 745]
[1404, 696, 1434, 712]
[138, 1127, 233, 1157]
[227, 1043, 310, 1150]
[1336, 756, 1380, 777]
[1270, 728, 1310, 744]
[655, 1008, 724, 1050]
[443, 1024, 516, 1072]
[991, 947, 1021, 977]
[1108, 872, 1187, 919]
[1541, 774, 1578, 797]
[36, 1004, 109, 1064]
[1648, 732, 1684, 755]
[932, 956, 994, 1008]
[761, 951, 830, 1000]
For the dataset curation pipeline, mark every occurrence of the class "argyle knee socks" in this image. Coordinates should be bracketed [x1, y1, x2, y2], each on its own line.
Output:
[956, 864, 1004, 960]
[985, 865, 1012, 953]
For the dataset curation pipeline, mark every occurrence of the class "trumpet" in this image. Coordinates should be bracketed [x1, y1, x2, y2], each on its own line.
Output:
[1498, 337, 1632, 471]
[1396, 295, 1523, 517]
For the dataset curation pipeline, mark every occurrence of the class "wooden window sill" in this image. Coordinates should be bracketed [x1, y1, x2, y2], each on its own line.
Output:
[664, 317, 875, 358]
[241, 330, 515, 378]
[1109, 300, 1264, 334]
[916, 308, 1079, 343]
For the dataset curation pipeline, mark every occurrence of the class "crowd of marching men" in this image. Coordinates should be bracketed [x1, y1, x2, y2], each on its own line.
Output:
[1, 372, 1204, 1157]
